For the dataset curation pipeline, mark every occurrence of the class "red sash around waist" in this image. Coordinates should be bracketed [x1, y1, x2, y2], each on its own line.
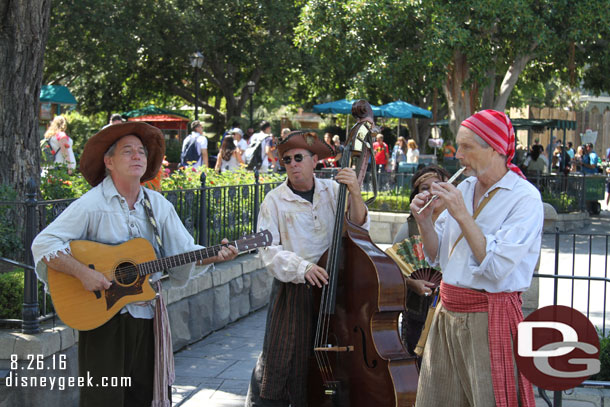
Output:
[440, 281, 535, 407]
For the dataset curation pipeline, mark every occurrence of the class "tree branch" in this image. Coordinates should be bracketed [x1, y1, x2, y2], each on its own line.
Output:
[493, 43, 538, 111]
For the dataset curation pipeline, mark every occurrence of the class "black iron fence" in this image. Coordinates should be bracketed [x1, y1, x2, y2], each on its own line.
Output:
[535, 231, 610, 405]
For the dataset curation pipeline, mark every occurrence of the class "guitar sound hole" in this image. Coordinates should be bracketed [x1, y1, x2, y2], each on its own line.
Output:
[114, 262, 139, 286]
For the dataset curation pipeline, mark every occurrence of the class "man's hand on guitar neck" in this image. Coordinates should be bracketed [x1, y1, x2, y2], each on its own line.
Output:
[44, 252, 112, 292]
[196, 238, 238, 266]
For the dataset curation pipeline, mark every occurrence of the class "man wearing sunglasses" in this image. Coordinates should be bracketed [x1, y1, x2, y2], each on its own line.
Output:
[246, 130, 369, 407]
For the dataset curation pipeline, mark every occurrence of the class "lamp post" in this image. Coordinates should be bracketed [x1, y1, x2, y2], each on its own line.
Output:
[247, 80, 255, 127]
[189, 51, 204, 120]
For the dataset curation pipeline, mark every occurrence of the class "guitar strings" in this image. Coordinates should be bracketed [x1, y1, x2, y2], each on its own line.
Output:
[91, 235, 263, 283]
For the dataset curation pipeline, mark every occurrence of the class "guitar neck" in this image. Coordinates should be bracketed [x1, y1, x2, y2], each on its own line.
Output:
[137, 232, 270, 276]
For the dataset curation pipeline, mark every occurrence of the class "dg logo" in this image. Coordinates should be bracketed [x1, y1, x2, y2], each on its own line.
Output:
[515, 305, 601, 391]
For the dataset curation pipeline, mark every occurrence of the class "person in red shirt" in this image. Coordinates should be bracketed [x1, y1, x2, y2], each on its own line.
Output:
[373, 134, 390, 172]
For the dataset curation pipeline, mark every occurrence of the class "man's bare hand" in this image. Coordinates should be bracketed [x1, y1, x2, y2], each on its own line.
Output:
[79, 268, 112, 292]
[214, 238, 239, 262]
[305, 264, 329, 288]
[410, 190, 438, 221]
[335, 168, 361, 195]
[429, 182, 467, 221]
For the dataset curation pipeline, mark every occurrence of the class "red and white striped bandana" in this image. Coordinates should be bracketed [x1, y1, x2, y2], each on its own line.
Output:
[461, 110, 525, 179]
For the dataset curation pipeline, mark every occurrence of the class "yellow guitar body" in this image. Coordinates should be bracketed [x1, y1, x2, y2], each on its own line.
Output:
[47, 238, 157, 331]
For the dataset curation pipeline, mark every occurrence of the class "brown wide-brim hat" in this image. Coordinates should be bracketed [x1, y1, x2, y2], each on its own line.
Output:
[79, 122, 165, 187]
[277, 130, 334, 161]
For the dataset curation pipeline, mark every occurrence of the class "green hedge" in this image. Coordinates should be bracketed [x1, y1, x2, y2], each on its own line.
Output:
[0, 270, 51, 320]
[591, 330, 610, 381]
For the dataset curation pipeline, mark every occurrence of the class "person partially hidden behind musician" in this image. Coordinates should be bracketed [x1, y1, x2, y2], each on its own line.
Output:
[410, 110, 543, 407]
[31, 122, 238, 407]
[245, 130, 369, 407]
[392, 165, 449, 356]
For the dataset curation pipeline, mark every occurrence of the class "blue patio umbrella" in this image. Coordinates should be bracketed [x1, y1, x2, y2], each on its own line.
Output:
[377, 100, 432, 119]
[313, 99, 382, 115]
[313, 99, 382, 138]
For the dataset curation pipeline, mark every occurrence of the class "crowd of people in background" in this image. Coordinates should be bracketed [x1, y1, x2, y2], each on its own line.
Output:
[41, 114, 610, 182]
[516, 137, 604, 177]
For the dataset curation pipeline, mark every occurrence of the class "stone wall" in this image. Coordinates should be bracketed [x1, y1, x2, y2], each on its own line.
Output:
[0, 252, 272, 407]
[166, 253, 272, 351]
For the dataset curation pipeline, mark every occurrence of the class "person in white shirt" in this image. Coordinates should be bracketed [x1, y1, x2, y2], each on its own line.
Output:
[406, 138, 420, 164]
[246, 130, 368, 406]
[410, 110, 542, 407]
[181, 120, 208, 168]
[231, 127, 248, 161]
[31, 122, 237, 407]
[249, 121, 276, 171]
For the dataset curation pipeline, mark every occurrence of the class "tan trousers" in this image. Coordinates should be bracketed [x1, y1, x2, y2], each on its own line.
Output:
[415, 304, 496, 407]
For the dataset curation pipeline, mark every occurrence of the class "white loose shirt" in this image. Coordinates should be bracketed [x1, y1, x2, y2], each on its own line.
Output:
[258, 177, 370, 284]
[427, 170, 543, 293]
[182, 132, 208, 168]
[31, 176, 207, 319]
[406, 148, 419, 164]
[234, 138, 248, 161]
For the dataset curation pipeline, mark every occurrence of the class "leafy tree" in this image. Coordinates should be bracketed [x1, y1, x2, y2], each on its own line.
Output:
[296, 0, 610, 137]
[44, 0, 304, 131]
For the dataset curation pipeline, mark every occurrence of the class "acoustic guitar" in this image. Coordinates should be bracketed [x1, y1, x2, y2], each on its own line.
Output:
[48, 230, 272, 331]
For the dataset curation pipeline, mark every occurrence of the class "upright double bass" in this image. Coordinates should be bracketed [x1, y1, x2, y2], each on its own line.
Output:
[308, 100, 418, 406]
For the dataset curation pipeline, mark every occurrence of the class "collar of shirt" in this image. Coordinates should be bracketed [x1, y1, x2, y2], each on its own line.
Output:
[100, 176, 144, 208]
[460, 170, 518, 209]
[279, 177, 330, 204]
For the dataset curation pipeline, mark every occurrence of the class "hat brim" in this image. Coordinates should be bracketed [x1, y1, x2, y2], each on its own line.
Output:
[79, 122, 165, 187]
[278, 131, 334, 161]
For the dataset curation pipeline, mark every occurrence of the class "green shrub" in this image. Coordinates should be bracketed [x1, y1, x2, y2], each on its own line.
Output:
[165, 139, 182, 163]
[0, 270, 52, 319]
[362, 189, 411, 212]
[0, 271, 23, 318]
[590, 330, 610, 381]
[40, 165, 91, 200]
[541, 191, 578, 213]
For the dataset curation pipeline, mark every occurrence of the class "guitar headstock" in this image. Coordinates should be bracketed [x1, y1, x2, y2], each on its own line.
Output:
[236, 230, 273, 252]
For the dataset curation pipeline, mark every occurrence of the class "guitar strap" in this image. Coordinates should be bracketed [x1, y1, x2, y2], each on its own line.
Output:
[142, 190, 175, 407]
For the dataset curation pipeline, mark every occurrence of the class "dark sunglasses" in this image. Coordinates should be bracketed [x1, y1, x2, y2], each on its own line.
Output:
[282, 153, 311, 165]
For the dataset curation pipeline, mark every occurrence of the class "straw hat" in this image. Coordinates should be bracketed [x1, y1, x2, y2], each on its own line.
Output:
[277, 130, 334, 160]
[79, 122, 165, 187]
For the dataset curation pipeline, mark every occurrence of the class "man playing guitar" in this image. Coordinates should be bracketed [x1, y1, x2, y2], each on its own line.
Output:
[31, 122, 238, 407]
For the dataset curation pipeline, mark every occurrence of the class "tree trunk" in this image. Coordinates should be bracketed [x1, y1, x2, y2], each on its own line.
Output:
[493, 52, 534, 112]
[0, 1, 51, 196]
[480, 68, 496, 109]
[443, 50, 474, 137]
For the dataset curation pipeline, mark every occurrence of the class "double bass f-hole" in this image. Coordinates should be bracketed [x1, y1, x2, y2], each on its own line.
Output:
[354, 326, 377, 369]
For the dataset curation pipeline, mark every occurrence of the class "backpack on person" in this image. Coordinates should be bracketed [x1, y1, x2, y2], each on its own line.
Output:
[40, 138, 58, 165]
[180, 137, 201, 167]
[244, 136, 268, 170]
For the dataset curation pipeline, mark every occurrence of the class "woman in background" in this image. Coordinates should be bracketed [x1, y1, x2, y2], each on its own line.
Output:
[406, 139, 420, 164]
[43, 115, 76, 172]
[214, 136, 243, 173]
[393, 165, 450, 357]
[391, 136, 408, 171]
